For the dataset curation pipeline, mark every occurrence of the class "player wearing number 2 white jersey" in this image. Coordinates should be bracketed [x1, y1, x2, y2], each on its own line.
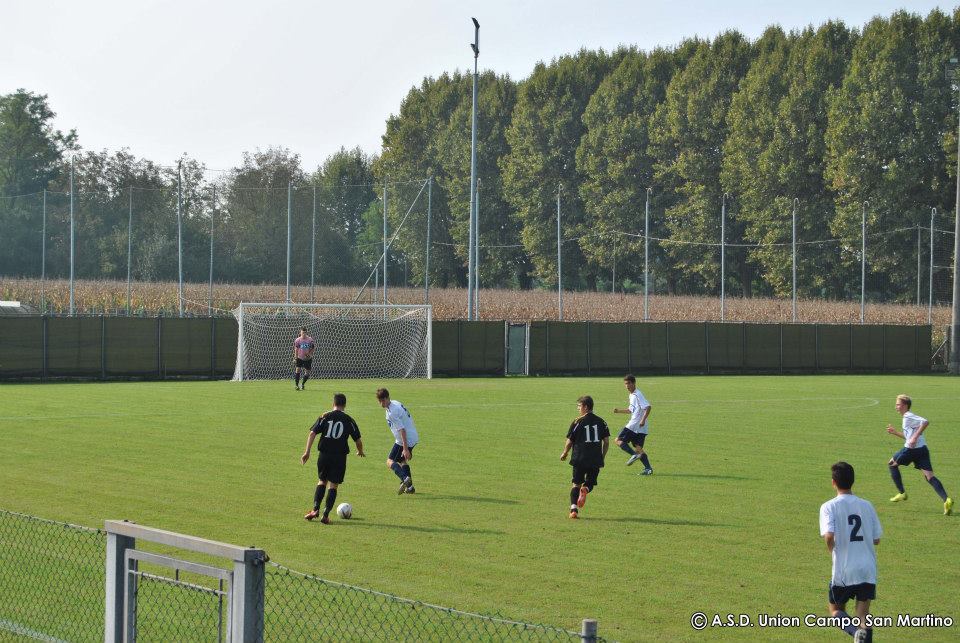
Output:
[300, 393, 364, 524]
[376, 388, 420, 494]
[819, 462, 881, 643]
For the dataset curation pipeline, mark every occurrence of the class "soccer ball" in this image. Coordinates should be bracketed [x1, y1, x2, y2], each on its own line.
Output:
[336, 502, 353, 519]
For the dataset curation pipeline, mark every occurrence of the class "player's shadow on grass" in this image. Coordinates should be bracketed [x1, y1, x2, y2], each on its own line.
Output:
[411, 494, 520, 505]
[344, 518, 505, 536]
[590, 516, 734, 528]
[652, 473, 756, 481]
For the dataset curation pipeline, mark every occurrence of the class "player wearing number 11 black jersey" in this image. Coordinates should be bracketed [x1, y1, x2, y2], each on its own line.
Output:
[300, 393, 364, 524]
[560, 396, 609, 519]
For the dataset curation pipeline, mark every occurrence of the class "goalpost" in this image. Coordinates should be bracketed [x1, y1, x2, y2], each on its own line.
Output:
[232, 303, 432, 381]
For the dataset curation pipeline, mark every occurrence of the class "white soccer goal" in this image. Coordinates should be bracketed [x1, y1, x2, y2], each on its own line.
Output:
[232, 303, 432, 381]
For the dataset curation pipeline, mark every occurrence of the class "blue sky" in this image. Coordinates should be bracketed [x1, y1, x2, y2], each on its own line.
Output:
[1, 1, 952, 173]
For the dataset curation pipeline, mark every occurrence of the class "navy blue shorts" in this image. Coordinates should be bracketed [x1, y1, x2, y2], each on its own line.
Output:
[617, 428, 646, 448]
[892, 446, 932, 471]
[829, 583, 876, 606]
[295, 358, 312, 370]
[388, 443, 415, 463]
[571, 466, 600, 489]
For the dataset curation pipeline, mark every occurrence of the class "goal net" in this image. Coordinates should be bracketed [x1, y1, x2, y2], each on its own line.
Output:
[232, 303, 432, 381]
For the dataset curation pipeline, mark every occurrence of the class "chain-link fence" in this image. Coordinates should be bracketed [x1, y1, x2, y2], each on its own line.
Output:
[0, 509, 105, 642]
[0, 509, 601, 642]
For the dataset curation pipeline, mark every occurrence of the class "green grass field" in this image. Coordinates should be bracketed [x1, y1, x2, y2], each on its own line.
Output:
[1, 375, 958, 642]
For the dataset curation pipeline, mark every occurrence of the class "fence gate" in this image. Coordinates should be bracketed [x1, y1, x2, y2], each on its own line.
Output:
[505, 322, 530, 375]
[105, 520, 266, 643]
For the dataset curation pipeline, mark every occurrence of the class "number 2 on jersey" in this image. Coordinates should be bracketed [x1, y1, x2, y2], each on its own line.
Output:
[847, 514, 863, 542]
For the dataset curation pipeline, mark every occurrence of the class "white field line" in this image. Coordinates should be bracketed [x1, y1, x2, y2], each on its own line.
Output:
[0, 619, 70, 643]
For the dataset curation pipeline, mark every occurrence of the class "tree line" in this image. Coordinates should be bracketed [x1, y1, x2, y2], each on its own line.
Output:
[1, 8, 958, 302]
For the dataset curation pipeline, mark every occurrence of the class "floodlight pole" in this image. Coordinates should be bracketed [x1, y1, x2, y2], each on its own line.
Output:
[792, 198, 798, 322]
[721, 193, 728, 322]
[950, 58, 960, 373]
[177, 161, 183, 317]
[286, 181, 292, 303]
[467, 17, 480, 321]
[41, 189, 46, 313]
[861, 201, 867, 324]
[917, 226, 922, 306]
[209, 186, 215, 315]
[311, 185, 316, 303]
[474, 178, 481, 316]
[383, 181, 388, 305]
[929, 207, 935, 324]
[69, 155, 75, 316]
[644, 187, 651, 321]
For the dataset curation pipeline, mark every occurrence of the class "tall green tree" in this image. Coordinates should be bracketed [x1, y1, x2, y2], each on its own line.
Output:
[825, 9, 955, 301]
[577, 42, 699, 293]
[649, 32, 755, 295]
[723, 23, 853, 298]
[502, 49, 623, 289]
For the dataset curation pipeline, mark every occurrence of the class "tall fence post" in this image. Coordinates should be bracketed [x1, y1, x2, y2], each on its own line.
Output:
[721, 193, 728, 322]
[917, 225, 922, 306]
[929, 207, 936, 324]
[383, 181, 388, 305]
[792, 198, 798, 322]
[311, 185, 317, 303]
[580, 618, 597, 642]
[209, 186, 215, 315]
[104, 530, 135, 643]
[425, 176, 432, 305]
[286, 181, 292, 303]
[861, 201, 867, 324]
[127, 188, 133, 315]
[644, 187, 651, 321]
[69, 155, 75, 316]
[41, 189, 47, 313]
[557, 183, 563, 321]
[177, 161, 183, 318]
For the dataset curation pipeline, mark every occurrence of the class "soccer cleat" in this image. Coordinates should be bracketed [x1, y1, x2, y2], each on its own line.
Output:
[854, 628, 868, 643]
[320, 515, 330, 524]
[569, 510, 579, 519]
[945, 497, 953, 516]
[304, 509, 320, 521]
[406, 486, 416, 494]
[641, 468, 654, 476]
[626, 453, 642, 466]
[398, 476, 412, 495]
[577, 486, 588, 508]
[890, 492, 908, 502]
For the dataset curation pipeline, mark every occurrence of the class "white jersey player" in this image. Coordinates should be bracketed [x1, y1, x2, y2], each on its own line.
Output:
[376, 387, 419, 494]
[819, 461, 881, 643]
[613, 374, 653, 473]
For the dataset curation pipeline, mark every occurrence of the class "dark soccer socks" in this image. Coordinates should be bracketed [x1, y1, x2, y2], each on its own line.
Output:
[618, 441, 636, 456]
[323, 488, 338, 517]
[889, 465, 905, 493]
[314, 483, 326, 511]
[569, 487, 580, 507]
[401, 464, 412, 487]
[639, 453, 651, 470]
[834, 610, 858, 637]
[295, 372, 301, 388]
[301, 373, 309, 388]
[390, 462, 405, 480]
[928, 476, 949, 501]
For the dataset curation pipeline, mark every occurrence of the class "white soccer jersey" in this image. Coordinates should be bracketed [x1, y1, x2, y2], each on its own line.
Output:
[819, 494, 882, 586]
[901, 412, 928, 448]
[625, 389, 650, 433]
[385, 400, 419, 447]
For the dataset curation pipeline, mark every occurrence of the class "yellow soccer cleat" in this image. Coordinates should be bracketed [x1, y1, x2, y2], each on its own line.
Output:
[945, 497, 953, 516]
[889, 492, 908, 503]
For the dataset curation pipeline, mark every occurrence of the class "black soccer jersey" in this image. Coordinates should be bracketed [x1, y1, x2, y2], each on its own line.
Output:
[566, 412, 610, 469]
[310, 410, 361, 455]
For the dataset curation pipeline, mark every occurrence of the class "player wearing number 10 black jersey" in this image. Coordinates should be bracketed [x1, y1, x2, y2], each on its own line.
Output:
[300, 393, 365, 524]
[560, 396, 609, 519]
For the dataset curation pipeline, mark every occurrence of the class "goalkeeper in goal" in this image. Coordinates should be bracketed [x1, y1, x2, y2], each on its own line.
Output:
[293, 327, 316, 390]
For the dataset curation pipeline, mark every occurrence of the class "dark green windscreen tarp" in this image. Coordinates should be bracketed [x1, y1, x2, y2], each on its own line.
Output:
[529, 322, 548, 374]
[707, 323, 743, 371]
[161, 318, 213, 376]
[743, 324, 780, 370]
[105, 317, 158, 376]
[851, 325, 884, 370]
[782, 325, 816, 370]
[47, 317, 101, 377]
[215, 318, 238, 376]
[817, 325, 851, 370]
[430, 321, 460, 376]
[459, 321, 503, 375]
[629, 323, 668, 371]
[588, 323, 629, 373]
[0, 317, 43, 377]
[667, 322, 707, 371]
[546, 322, 588, 374]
